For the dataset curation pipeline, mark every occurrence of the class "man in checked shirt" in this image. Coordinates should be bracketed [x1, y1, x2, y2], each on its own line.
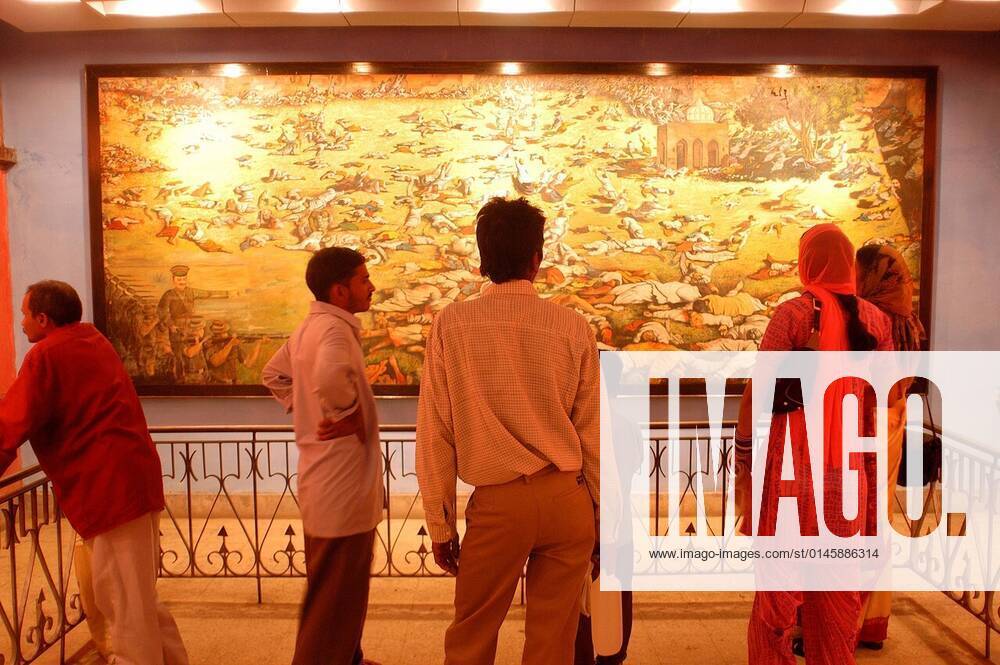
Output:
[416, 197, 600, 665]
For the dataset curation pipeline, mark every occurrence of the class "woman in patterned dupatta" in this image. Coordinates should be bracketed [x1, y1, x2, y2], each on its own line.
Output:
[854, 243, 926, 650]
[737, 224, 893, 665]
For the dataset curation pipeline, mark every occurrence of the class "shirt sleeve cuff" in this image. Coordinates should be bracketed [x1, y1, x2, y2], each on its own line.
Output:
[426, 521, 456, 543]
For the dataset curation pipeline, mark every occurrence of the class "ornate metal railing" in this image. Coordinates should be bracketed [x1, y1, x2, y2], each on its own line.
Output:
[0, 467, 85, 665]
[151, 425, 448, 605]
[149, 423, 740, 598]
[649, 422, 736, 538]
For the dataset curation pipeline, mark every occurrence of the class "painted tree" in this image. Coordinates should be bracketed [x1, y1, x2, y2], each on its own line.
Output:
[736, 78, 864, 163]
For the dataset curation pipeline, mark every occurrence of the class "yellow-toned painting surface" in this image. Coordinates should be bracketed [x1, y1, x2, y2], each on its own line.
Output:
[95, 72, 926, 389]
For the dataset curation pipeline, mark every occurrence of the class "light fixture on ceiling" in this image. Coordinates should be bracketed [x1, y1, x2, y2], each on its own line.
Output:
[474, 0, 556, 13]
[832, 0, 896, 15]
[688, 0, 746, 12]
[352, 61, 373, 74]
[661, 0, 810, 16]
[85, 0, 217, 16]
[809, 0, 942, 16]
[671, 0, 800, 12]
[294, 0, 340, 12]
[645, 63, 671, 77]
[499, 62, 522, 76]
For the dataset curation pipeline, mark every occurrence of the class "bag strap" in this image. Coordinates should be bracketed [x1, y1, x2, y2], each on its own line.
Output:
[800, 292, 822, 351]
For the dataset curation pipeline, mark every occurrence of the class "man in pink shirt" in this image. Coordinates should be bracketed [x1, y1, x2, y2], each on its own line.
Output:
[0, 280, 188, 664]
[263, 247, 383, 665]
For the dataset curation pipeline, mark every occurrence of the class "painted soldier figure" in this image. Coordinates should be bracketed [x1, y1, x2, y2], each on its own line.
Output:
[203, 319, 265, 385]
[156, 265, 228, 381]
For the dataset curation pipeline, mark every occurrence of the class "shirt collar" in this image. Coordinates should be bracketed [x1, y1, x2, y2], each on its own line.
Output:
[481, 280, 538, 298]
[35, 322, 90, 348]
[309, 301, 361, 331]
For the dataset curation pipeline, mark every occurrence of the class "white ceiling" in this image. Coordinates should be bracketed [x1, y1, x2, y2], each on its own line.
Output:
[1, 0, 999, 32]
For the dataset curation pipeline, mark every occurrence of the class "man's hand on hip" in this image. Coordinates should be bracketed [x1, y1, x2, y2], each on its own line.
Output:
[316, 408, 364, 441]
[432, 537, 460, 576]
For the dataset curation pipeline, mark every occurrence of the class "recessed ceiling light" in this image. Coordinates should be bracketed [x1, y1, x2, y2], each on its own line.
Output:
[295, 0, 340, 12]
[646, 63, 671, 77]
[85, 1, 216, 17]
[688, 0, 746, 13]
[474, 0, 556, 13]
[822, 0, 941, 15]
[500, 62, 522, 76]
[831, 0, 900, 14]
[352, 62, 373, 74]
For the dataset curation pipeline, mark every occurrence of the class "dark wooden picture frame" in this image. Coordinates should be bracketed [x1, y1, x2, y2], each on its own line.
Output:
[86, 62, 937, 397]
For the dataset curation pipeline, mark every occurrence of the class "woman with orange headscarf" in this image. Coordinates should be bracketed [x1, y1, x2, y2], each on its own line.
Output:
[736, 224, 893, 665]
[854, 244, 925, 650]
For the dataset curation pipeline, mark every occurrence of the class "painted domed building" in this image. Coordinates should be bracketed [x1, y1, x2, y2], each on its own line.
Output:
[657, 97, 731, 170]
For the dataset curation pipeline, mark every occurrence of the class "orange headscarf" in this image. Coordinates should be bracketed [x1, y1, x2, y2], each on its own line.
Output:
[798, 224, 859, 468]
[856, 244, 925, 352]
[798, 223, 856, 352]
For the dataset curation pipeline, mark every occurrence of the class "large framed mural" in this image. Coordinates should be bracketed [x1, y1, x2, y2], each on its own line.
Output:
[86, 63, 936, 396]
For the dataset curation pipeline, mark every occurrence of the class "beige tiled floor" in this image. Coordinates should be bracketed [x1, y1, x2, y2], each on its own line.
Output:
[50, 578, 999, 665]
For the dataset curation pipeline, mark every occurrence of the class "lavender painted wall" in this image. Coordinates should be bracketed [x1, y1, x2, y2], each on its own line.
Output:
[0, 23, 997, 426]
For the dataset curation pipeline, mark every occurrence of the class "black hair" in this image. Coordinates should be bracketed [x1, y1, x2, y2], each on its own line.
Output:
[475, 197, 545, 284]
[305, 247, 365, 302]
[855, 244, 882, 277]
[835, 293, 878, 351]
[26, 280, 83, 326]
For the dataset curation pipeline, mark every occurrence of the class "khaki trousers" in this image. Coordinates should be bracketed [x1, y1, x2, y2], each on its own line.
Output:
[292, 528, 375, 665]
[445, 468, 595, 665]
[84, 511, 189, 665]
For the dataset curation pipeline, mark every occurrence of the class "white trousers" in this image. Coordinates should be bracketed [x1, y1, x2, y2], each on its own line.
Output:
[81, 512, 190, 665]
